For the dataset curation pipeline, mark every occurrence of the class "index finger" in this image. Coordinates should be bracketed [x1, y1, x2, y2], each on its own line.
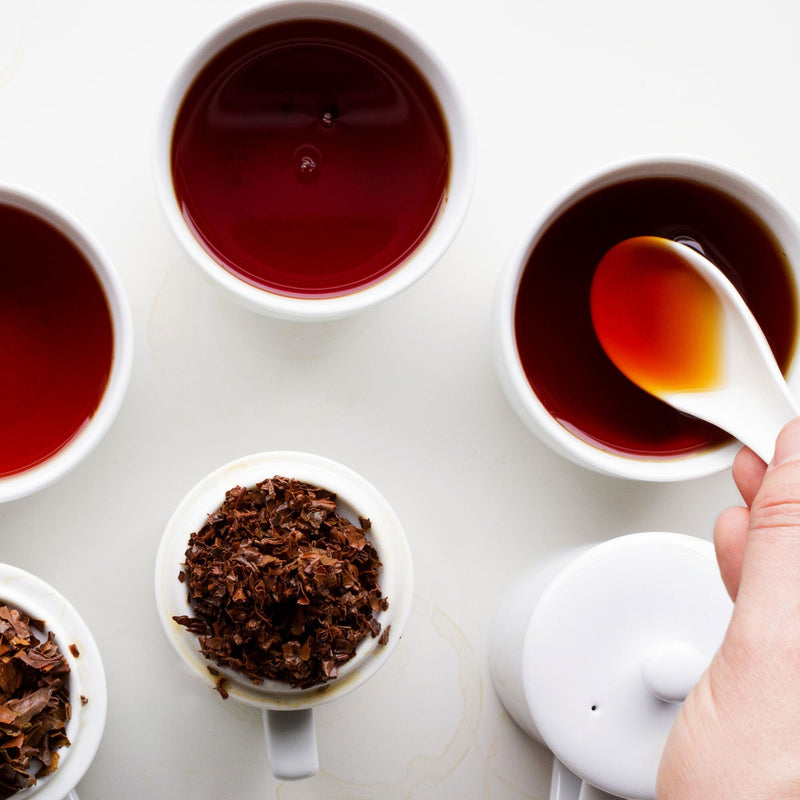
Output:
[731, 418, 800, 625]
[732, 444, 767, 507]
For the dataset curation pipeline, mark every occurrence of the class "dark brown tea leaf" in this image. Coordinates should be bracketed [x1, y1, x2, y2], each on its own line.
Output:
[174, 476, 389, 690]
[0, 605, 71, 798]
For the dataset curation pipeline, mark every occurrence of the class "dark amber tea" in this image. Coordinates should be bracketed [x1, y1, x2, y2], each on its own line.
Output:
[171, 19, 450, 298]
[514, 177, 797, 458]
[0, 203, 113, 477]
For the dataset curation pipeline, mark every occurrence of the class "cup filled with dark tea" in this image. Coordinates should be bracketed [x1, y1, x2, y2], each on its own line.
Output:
[0, 185, 133, 503]
[154, 0, 473, 321]
[493, 155, 800, 481]
[155, 451, 413, 781]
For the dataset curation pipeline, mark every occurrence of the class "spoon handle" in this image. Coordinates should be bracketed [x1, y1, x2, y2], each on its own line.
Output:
[673, 381, 799, 463]
[739, 390, 800, 463]
[673, 240, 800, 462]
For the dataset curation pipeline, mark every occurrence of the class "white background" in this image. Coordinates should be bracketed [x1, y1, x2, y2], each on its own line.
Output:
[0, 0, 794, 797]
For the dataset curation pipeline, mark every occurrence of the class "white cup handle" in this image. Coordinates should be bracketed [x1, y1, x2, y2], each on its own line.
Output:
[550, 759, 619, 800]
[263, 708, 319, 781]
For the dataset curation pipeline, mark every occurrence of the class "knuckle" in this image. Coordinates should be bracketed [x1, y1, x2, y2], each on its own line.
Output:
[751, 482, 800, 531]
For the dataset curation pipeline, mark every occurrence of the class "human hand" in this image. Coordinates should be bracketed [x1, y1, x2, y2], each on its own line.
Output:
[657, 418, 800, 799]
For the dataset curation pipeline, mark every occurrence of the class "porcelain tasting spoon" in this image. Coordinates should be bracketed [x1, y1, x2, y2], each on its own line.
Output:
[590, 235, 799, 463]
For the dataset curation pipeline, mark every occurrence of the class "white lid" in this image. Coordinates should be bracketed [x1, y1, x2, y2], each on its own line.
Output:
[522, 532, 732, 800]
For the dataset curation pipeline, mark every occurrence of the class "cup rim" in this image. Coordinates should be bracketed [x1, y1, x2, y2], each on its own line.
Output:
[494, 152, 800, 481]
[154, 450, 414, 710]
[153, 0, 475, 321]
[0, 563, 108, 800]
[0, 184, 133, 503]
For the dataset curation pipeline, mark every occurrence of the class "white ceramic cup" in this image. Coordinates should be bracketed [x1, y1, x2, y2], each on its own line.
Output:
[489, 532, 733, 800]
[494, 155, 800, 481]
[155, 451, 414, 781]
[154, 0, 474, 322]
[0, 563, 107, 800]
[0, 185, 133, 504]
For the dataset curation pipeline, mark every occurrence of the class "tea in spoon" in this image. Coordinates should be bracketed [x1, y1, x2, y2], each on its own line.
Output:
[590, 236, 799, 462]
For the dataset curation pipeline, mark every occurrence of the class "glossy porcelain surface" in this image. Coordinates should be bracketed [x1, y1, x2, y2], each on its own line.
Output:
[154, 0, 474, 321]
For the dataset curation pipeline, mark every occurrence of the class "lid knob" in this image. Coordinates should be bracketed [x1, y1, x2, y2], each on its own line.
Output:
[641, 641, 707, 703]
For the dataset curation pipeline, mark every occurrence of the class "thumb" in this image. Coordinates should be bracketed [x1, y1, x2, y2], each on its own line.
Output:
[732, 417, 800, 631]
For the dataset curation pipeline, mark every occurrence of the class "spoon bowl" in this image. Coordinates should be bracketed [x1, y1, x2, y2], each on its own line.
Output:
[591, 236, 799, 462]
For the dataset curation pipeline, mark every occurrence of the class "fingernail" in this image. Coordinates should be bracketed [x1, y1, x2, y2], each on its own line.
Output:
[772, 417, 800, 465]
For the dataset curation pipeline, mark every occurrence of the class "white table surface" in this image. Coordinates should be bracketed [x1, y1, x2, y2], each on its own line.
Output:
[0, 0, 794, 797]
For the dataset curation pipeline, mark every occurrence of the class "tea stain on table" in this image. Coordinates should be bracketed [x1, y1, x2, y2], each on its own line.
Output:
[276, 597, 483, 799]
[147, 258, 363, 423]
[0, 2, 32, 88]
[148, 252, 371, 367]
[483, 715, 550, 799]
[146, 258, 188, 368]
[222, 298, 370, 360]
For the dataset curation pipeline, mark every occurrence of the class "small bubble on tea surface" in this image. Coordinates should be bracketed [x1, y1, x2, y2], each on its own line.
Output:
[296, 155, 320, 184]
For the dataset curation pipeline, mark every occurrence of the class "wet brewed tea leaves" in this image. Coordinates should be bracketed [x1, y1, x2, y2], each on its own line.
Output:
[174, 476, 389, 690]
[0, 605, 72, 798]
